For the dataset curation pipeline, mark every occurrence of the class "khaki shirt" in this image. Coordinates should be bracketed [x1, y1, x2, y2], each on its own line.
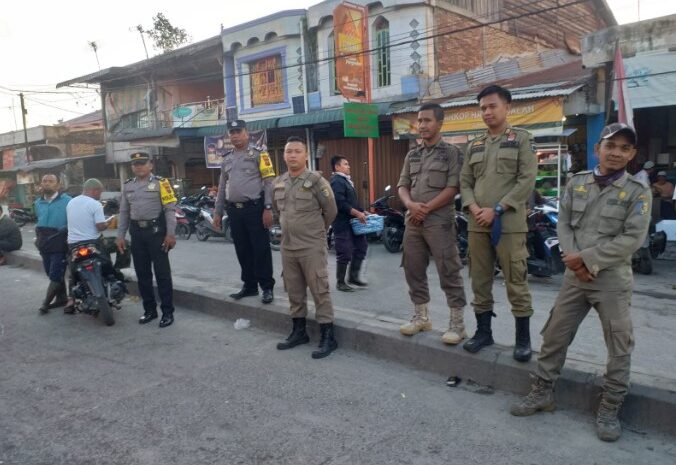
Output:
[559, 171, 651, 290]
[214, 146, 275, 216]
[273, 169, 337, 254]
[117, 174, 177, 238]
[397, 140, 462, 226]
[460, 126, 537, 233]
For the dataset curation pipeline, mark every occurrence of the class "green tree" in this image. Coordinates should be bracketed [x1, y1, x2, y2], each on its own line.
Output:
[144, 12, 190, 53]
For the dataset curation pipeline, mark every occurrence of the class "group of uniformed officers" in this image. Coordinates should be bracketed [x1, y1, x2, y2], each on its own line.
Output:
[115, 84, 650, 442]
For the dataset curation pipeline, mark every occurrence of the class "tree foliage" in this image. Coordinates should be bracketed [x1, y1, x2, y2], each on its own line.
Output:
[145, 13, 190, 53]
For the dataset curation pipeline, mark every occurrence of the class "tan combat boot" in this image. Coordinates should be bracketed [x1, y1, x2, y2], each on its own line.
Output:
[400, 303, 432, 336]
[596, 396, 622, 442]
[510, 375, 555, 416]
[442, 307, 467, 345]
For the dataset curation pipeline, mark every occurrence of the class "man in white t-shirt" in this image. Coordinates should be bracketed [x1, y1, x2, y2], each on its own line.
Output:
[65, 178, 112, 313]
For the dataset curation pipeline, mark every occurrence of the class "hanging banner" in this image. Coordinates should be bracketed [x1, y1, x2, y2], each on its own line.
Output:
[204, 130, 267, 169]
[333, 2, 369, 102]
[392, 97, 564, 139]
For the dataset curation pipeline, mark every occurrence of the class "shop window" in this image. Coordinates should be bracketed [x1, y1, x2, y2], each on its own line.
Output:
[374, 17, 391, 88]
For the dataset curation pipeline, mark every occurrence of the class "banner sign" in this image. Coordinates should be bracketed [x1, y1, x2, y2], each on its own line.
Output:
[204, 130, 267, 169]
[333, 2, 369, 102]
[392, 98, 564, 139]
[344, 102, 379, 138]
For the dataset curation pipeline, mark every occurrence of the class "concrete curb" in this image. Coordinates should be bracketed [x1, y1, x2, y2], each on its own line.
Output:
[7, 249, 676, 437]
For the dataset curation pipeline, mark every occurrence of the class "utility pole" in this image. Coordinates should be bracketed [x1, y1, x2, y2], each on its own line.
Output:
[19, 93, 30, 162]
[136, 25, 149, 59]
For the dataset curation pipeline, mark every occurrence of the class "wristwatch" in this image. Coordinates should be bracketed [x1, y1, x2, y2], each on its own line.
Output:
[264, 204, 272, 210]
[494, 204, 505, 216]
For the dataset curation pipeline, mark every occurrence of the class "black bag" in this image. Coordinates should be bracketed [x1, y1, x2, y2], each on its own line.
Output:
[35, 227, 68, 254]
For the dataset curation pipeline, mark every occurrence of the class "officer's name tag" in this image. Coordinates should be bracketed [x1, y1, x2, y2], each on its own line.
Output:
[499, 141, 519, 149]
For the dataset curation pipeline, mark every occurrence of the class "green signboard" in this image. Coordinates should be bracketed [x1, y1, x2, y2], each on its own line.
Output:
[343, 103, 380, 138]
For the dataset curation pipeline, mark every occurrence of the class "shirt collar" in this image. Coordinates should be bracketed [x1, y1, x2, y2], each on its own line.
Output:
[43, 192, 59, 202]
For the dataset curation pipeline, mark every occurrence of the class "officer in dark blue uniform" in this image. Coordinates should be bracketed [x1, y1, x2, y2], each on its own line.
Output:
[116, 152, 177, 328]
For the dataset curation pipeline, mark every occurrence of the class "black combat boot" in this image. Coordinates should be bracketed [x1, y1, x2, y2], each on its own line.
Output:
[336, 263, 354, 292]
[463, 311, 495, 353]
[277, 318, 310, 350]
[513, 316, 532, 362]
[347, 258, 368, 287]
[311, 323, 338, 359]
[39, 281, 61, 314]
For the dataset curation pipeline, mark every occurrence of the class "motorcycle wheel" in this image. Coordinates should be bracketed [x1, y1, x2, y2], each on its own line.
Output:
[196, 226, 210, 242]
[98, 297, 115, 326]
[175, 223, 191, 240]
[382, 228, 402, 253]
[637, 248, 653, 275]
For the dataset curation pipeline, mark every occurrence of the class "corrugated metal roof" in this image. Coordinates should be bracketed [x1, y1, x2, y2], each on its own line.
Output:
[467, 67, 497, 88]
[439, 72, 469, 96]
[0, 154, 105, 173]
[493, 60, 520, 80]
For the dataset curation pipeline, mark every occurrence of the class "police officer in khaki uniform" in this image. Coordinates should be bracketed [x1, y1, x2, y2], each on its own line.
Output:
[116, 152, 177, 328]
[460, 85, 537, 361]
[273, 137, 338, 359]
[511, 124, 651, 442]
[214, 120, 276, 304]
[397, 103, 467, 345]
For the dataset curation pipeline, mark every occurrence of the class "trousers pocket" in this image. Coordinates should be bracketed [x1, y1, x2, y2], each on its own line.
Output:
[608, 318, 634, 357]
[316, 267, 329, 293]
[509, 249, 529, 284]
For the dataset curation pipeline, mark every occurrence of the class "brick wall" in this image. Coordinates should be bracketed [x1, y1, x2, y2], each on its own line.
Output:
[434, 0, 609, 75]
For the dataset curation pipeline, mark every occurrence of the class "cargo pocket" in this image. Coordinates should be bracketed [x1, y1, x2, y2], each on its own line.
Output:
[497, 149, 518, 174]
[598, 207, 625, 235]
[273, 189, 286, 211]
[570, 200, 586, 227]
[295, 190, 315, 211]
[410, 162, 421, 187]
[509, 248, 529, 284]
[316, 267, 329, 293]
[608, 318, 634, 357]
[468, 152, 485, 178]
[428, 162, 448, 188]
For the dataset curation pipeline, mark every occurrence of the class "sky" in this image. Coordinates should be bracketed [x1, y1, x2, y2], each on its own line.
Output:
[0, 0, 674, 134]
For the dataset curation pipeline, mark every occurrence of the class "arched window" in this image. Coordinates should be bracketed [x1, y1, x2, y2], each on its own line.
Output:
[374, 17, 391, 87]
[328, 32, 340, 95]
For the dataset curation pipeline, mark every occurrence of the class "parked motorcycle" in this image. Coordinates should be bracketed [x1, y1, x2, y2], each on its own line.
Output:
[69, 242, 127, 326]
[632, 229, 667, 275]
[372, 186, 406, 253]
[9, 208, 36, 227]
[195, 207, 231, 242]
[524, 204, 563, 277]
[175, 206, 193, 240]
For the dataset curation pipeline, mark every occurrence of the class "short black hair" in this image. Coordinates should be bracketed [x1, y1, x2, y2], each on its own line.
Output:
[477, 85, 512, 103]
[285, 136, 306, 147]
[331, 155, 347, 170]
[42, 172, 60, 182]
[419, 102, 444, 122]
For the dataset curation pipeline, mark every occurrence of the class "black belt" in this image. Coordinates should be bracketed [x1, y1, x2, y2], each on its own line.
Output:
[226, 198, 262, 209]
[131, 219, 162, 229]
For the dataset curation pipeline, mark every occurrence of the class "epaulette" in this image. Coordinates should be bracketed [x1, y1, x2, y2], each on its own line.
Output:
[628, 174, 649, 188]
[572, 170, 592, 177]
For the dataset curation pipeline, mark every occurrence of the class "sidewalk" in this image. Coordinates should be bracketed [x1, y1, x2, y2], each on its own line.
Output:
[11, 228, 676, 435]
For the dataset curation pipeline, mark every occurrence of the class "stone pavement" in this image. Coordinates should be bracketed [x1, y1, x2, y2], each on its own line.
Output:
[18, 228, 676, 381]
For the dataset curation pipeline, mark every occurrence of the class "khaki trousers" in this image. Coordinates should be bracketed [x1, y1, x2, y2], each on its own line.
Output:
[537, 281, 634, 400]
[281, 248, 334, 324]
[467, 231, 533, 317]
[402, 221, 466, 308]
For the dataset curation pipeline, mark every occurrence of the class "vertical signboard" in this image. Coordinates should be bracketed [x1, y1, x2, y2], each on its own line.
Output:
[333, 2, 369, 102]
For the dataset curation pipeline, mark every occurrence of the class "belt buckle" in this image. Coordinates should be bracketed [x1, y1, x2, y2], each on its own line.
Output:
[138, 220, 149, 228]
[235, 202, 244, 209]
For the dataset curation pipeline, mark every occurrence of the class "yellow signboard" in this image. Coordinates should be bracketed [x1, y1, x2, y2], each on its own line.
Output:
[392, 97, 564, 139]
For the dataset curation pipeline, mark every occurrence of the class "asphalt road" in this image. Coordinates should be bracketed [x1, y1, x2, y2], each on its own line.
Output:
[1, 265, 674, 465]
[16, 227, 676, 381]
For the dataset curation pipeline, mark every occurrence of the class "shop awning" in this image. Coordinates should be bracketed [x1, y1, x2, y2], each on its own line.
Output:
[0, 154, 106, 173]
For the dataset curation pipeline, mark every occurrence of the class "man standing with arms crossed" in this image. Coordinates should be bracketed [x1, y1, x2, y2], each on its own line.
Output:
[397, 103, 467, 345]
[214, 120, 276, 304]
[116, 152, 177, 328]
[510, 123, 650, 442]
[460, 85, 537, 361]
[274, 137, 338, 359]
